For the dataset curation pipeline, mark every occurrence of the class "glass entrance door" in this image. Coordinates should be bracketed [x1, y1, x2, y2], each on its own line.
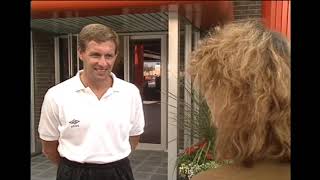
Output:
[130, 39, 161, 144]
[128, 35, 167, 150]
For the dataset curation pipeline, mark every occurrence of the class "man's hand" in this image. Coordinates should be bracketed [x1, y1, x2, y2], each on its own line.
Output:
[41, 140, 61, 165]
[129, 135, 140, 150]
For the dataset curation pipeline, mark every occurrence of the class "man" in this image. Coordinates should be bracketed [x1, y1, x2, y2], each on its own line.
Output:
[38, 24, 145, 180]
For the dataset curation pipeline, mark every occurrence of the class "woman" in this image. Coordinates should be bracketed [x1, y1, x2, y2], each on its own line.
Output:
[189, 19, 290, 180]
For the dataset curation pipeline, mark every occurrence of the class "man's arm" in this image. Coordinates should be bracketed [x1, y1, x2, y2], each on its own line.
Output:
[129, 135, 140, 150]
[41, 140, 61, 165]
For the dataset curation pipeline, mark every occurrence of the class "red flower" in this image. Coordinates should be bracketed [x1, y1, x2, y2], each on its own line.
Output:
[206, 153, 213, 160]
[183, 140, 210, 155]
[198, 141, 208, 149]
[185, 146, 197, 155]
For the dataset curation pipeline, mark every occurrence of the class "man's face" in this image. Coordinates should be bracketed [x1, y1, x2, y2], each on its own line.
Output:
[79, 40, 117, 82]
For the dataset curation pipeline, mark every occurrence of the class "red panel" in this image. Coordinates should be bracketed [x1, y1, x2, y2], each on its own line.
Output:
[262, 0, 290, 40]
[134, 44, 144, 92]
[32, 1, 177, 11]
[31, 1, 234, 31]
[262, 1, 271, 28]
[270, 1, 277, 31]
[287, 1, 291, 39]
[275, 1, 283, 31]
[31, 1, 173, 18]
[281, 1, 289, 37]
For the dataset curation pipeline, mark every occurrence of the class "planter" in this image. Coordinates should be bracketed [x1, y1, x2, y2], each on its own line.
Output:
[178, 175, 189, 180]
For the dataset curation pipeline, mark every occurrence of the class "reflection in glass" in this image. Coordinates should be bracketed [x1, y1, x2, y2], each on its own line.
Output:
[130, 39, 161, 144]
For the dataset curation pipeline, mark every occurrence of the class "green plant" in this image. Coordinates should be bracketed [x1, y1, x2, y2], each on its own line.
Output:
[167, 80, 231, 179]
[168, 80, 216, 143]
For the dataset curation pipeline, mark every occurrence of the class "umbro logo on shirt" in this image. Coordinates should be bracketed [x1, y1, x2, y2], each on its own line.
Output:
[69, 119, 80, 124]
[69, 119, 80, 128]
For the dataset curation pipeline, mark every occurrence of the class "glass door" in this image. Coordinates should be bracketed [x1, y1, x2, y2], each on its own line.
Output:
[128, 35, 167, 150]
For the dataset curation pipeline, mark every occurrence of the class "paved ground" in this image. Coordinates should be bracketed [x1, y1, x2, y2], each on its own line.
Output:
[31, 150, 168, 180]
[141, 102, 161, 144]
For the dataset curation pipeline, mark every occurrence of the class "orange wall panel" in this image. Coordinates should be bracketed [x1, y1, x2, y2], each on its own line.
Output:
[275, 1, 283, 31]
[270, 2, 276, 29]
[287, 1, 291, 39]
[281, 1, 289, 35]
[262, 1, 290, 40]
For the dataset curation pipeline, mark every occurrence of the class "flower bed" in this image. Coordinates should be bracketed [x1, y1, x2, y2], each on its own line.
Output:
[177, 140, 232, 179]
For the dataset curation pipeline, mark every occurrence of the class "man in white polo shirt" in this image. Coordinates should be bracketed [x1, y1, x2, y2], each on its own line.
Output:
[38, 24, 145, 180]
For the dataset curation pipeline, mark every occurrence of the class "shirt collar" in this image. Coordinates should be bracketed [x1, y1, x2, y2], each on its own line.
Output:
[110, 72, 121, 92]
[72, 70, 121, 92]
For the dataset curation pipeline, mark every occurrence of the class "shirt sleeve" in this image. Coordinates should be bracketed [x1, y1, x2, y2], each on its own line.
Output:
[129, 89, 145, 136]
[38, 89, 60, 141]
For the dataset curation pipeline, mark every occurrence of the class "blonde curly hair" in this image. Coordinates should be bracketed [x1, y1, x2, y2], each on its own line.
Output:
[189, 19, 290, 167]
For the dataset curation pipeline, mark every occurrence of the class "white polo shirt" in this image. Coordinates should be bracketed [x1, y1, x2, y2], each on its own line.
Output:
[38, 70, 145, 164]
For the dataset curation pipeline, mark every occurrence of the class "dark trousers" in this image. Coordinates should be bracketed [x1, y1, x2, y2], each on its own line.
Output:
[57, 157, 135, 180]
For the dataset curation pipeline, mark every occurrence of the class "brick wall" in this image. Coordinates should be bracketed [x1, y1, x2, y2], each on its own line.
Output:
[233, 1, 262, 20]
[32, 30, 56, 153]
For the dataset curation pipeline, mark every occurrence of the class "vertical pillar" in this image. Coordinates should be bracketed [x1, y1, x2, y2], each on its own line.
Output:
[168, 4, 179, 180]
[123, 36, 130, 81]
[31, 31, 35, 154]
[184, 23, 192, 149]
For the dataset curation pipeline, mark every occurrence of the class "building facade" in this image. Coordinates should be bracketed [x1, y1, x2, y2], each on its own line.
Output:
[31, 1, 290, 180]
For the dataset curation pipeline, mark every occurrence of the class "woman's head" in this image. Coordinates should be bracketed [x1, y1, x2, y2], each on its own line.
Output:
[189, 19, 290, 166]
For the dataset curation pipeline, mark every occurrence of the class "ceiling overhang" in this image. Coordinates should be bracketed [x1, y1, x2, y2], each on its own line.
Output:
[31, 1, 233, 31]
